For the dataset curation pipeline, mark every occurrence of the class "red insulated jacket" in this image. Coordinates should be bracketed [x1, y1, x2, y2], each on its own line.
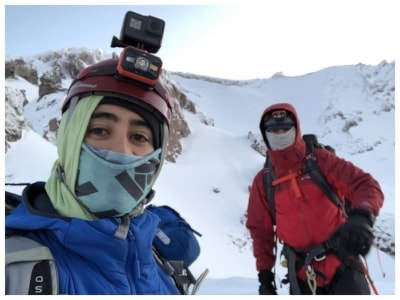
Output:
[246, 103, 384, 287]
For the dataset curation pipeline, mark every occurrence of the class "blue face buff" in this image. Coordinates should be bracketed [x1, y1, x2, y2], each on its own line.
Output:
[76, 143, 161, 218]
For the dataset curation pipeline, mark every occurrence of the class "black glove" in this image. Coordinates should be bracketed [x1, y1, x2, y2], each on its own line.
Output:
[258, 270, 277, 295]
[330, 209, 375, 256]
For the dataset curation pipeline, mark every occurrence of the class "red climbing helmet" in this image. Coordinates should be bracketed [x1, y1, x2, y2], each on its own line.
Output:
[62, 58, 172, 128]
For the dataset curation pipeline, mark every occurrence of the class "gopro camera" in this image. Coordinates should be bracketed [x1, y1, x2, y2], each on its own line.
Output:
[111, 11, 166, 86]
[111, 11, 165, 53]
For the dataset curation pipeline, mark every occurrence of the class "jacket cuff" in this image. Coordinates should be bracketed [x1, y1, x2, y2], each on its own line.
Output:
[348, 208, 375, 226]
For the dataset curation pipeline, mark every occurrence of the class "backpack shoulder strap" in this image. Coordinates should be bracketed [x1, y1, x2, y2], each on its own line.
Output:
[5, 191, 22, 215]
[262, 157, 276, 225]
[301, 134, 347, 215]
[153, 246, 203, 295]
[5, 235, 59, 295]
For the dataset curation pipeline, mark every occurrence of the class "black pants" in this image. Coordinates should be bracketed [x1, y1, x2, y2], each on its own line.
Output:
[291, 262, 371, 295]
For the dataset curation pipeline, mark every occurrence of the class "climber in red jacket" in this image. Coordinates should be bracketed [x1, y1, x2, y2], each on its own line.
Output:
[246, 102, 384, 295]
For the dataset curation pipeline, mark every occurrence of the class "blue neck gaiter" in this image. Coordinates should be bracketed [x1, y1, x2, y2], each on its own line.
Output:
[76, 143, 161, 218]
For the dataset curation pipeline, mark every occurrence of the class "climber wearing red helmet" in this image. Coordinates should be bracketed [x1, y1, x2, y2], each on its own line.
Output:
[5, 58, 180, 294]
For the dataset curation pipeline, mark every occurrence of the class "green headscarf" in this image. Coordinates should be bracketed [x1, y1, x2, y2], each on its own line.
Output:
[45, 95, 103, 220]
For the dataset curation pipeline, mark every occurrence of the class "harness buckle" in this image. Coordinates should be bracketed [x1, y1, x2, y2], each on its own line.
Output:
[310, 240, 332, 262]
[314, 253, 326, 261]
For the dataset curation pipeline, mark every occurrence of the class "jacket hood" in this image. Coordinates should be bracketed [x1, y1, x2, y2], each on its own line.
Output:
[259, 103, 306, 171]
[259, 102, 302, 150]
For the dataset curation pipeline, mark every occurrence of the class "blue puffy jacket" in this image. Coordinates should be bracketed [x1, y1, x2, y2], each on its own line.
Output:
[5, 182, 179, 295]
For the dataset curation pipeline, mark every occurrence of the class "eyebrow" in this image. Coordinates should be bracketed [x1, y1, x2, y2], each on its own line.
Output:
[90, 111, 150, 128]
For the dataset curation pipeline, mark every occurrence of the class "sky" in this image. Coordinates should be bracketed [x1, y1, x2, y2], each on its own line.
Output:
[4, 52, 396, 295]
[3, 0, 398, 80]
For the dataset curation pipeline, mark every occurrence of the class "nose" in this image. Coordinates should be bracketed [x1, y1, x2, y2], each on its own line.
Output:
[273, 128, 290, 134]
[110, 134, 132, 154]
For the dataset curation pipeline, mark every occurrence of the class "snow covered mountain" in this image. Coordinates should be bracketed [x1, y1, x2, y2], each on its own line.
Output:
[5, 48, 395, 294]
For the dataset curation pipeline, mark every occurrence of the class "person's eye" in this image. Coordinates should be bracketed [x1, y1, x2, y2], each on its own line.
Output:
[86, 127, 109, 137]
[130, 133, 151, 144]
